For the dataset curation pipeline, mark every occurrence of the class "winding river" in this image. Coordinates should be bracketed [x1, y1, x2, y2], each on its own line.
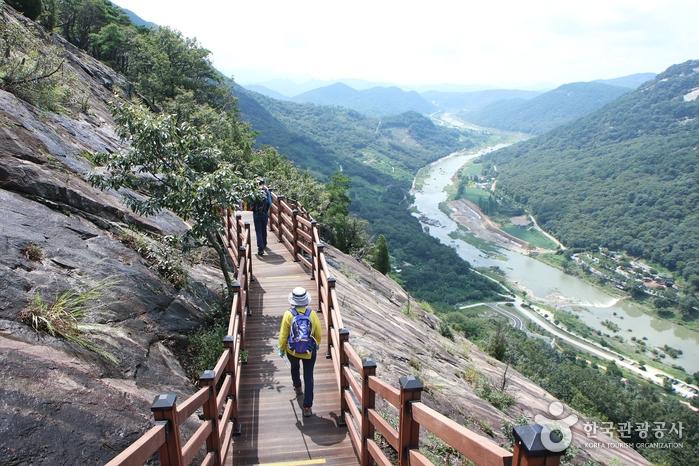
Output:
[410, 135, 699, 374]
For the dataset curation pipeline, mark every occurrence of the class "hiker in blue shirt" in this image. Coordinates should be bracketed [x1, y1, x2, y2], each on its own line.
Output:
[252, 178, 272, 256]
[277, 287, 322, 417]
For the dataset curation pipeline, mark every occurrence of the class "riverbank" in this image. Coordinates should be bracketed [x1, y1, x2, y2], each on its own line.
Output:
[411, 115, 699, 379]
[439, 146, 699, 369]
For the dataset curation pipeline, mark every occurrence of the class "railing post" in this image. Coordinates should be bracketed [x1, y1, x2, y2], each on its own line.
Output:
[268, 190, 274, 232]
[512, 424, 566, 466]
[291, 209, 300, 261]
[360, 358, 377, 466]
[276, 196, 285, 241]
[316, 243, 325, 314]
[199, 370, 223, 465]
[232, 280, 244, 352]
[337, 327, 350, 426]
[244, 222, 253, 279]
[151, 394, 183, 466]
[223, 335, 239, 434]
[310, 221, 318, 281]
[235, 213, 243, 249]
[225, 209, 233, 246]
[398, 376, 423, 466]
[325, 276, 336, 358]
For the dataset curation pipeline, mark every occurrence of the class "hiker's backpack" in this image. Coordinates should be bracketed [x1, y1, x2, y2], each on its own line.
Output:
[287, 307, 315, 354]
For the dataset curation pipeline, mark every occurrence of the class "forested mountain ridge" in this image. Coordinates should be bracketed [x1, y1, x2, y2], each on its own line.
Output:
[233, 85, 504, 305]
[464, 81, 630, 134]
[292, 82, 436, 117]
[235, 84, 468, 182]
[486, 60, 699, 293]
[594, 72, 656, 89]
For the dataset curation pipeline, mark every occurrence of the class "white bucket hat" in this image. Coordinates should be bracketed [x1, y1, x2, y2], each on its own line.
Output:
[288, 287, 311, 307]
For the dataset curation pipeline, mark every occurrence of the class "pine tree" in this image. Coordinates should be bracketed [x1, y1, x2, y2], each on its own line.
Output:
[373, 234, 390, 275]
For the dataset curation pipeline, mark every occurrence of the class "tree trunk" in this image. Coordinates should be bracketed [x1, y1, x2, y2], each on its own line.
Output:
[206, 229, 235, 299]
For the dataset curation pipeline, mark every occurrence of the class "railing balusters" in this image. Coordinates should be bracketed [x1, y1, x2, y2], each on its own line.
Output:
[276, 196, 285, 240]
[291, 209, 300, 261]
[338, 328, 350, 426]
[223, 335, 239, 433]
[310, 221, 318, 281]
[326, 275, 336, 358]
[235, 213, 242, 249]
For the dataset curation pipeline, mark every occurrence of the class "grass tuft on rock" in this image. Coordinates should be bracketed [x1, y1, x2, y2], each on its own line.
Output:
[21, 242, 43, 261]
[19, 281, 119, 364]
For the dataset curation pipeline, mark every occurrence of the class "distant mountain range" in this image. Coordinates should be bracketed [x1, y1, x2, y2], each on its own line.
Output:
[463, 82, 631, 134]
[594, 72, 656, 89]
[242, 72, 654, 123]
[485, 60, 699, 285]
[291, 83, 436, 117]
[422, 89, 541, 113]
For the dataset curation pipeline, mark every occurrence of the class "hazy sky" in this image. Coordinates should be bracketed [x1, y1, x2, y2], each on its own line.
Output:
[112, 0, 698, 90]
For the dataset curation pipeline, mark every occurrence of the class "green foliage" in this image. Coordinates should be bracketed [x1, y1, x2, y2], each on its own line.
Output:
[127, 27, 223, 107]
[486, 322, 507, 361]
[320, 172, 369, 255]
[248, 146, 328, 219]
[0, 18, 74, 110]
[505, 328, 699, 465]
[90, 99, 256, 295]
[57, 0, 129, 49]
[372, 234, 390, 274]
[7, 0, 42, 19]
[487, 61, 699, 293]
[475, 379, 515, 411]
[117, 228, 187, 289]
[19, 281, 118, 363]
[606, 360, 623, 378]
[439, 320, 454, 340]
[21, 241, 43, 261]
[187, 324, 226, 377]
[461, 364, 514, 411]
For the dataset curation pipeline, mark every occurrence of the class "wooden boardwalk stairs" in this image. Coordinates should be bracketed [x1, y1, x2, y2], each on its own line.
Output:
[106, 193, 568, 466]
[229, 214, 356, 465]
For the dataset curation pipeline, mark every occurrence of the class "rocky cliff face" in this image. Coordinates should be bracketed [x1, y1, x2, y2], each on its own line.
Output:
[0, 9, 220, 464]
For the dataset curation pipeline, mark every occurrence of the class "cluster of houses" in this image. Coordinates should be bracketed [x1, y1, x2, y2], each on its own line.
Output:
[571, 249, 678, 297]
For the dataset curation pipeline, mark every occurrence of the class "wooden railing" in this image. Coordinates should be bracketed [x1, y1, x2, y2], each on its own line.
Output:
[108, 193, 568, 466]
[106, 209, 252, 466]
[269, 192, 567, 466]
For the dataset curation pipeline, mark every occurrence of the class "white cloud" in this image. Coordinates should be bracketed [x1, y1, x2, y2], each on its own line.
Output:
[112, 0, 699, 89]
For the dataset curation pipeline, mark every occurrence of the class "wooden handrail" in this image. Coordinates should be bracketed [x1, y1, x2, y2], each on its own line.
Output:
[107, 208, 251, 465]
[111, 193, 568, 466]
[412, 402, 513, 466]
[268, 191, 567, 466]
[105, 423, 166, 466]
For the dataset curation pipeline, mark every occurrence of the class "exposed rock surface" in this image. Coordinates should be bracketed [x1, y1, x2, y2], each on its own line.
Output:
[325, 247, 650, 466]
[0, 9, 219, 464]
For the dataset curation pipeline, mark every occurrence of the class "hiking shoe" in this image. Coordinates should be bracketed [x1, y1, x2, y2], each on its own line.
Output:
[257, 249, 264, 256]
[302, 407, 313, 417]
[294, 386, 303, 397]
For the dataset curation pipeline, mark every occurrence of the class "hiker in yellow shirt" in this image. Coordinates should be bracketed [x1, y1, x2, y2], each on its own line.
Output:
[277, 287, 322, 417]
